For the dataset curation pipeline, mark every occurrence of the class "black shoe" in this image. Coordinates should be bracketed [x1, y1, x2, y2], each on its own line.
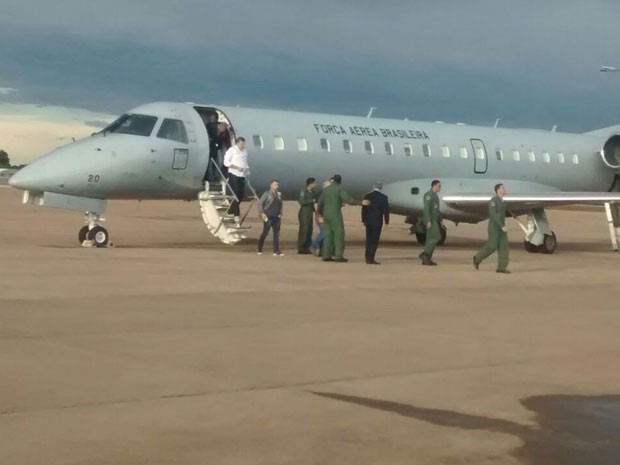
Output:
[496, 269, 511, 274]
[366, 260, 381, 265]
[297, 250, 311, 255]
[333, 258, 349, 263]
[428, 260, 438, 266]
[473, 257, 479, 270]
[322, 257, 333, 262]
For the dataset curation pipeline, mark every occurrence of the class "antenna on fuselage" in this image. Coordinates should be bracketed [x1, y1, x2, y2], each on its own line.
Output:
[493, 118, 501, 128]
[366, 107, 377, 118]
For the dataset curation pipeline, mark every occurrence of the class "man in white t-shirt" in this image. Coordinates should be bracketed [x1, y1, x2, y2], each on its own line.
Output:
[223, 137, 250, 223]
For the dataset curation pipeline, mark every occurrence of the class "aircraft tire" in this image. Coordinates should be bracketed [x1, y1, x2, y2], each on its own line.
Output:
[540, 232, 557, 254]
[78, 226, 89, 244]
[88, 226, 109, 248]
[524, 241, 539, 253]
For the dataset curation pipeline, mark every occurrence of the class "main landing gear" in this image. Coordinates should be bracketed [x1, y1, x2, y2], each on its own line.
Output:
[79, 212, 110, 248]
[517, 208, 557, 254]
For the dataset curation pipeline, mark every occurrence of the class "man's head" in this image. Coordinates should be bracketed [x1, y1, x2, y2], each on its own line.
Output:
[495, 183, 506, 198]
[431, 179, 442, 193]
[332, 174, 342, 184]
[270, 179, 279, 191]
[373, 182, 383, 191]
[236, 137, 246, 150]
[306, 177, 316, 189]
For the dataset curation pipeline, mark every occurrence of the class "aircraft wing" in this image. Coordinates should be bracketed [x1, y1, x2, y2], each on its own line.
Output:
[443, 192, 620, 214]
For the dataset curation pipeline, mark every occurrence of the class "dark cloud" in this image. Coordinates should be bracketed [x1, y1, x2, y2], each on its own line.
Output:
[1, 0, 620, 131]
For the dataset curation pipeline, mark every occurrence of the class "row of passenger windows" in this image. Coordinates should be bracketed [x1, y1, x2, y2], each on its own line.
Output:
[252, 135, 582, 165]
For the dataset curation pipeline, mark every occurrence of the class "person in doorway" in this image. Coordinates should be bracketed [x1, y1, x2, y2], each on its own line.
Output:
[203, 113, 219, 184]
[257, 179, 284, 256]
[473, 183, 510, 273]
[420, 179, 442, 266]
[297, 177, 317, 254]
[217, 122, 231, 176]
[223, 137, 249, 225]
[361, 182, 390, 265]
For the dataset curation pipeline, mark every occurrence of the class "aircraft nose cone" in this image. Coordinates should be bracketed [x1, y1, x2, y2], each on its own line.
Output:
[8, 164, 47, 191]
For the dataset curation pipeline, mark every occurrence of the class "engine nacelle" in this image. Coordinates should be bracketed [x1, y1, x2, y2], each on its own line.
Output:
[602, 135, 620, 169]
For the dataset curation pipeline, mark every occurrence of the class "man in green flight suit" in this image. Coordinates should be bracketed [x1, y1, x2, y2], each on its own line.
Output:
[297, 177, 317, 254]
[317, 174, 358, 263]
[420, 179, 442, 266]
[473, 183, 510, 273]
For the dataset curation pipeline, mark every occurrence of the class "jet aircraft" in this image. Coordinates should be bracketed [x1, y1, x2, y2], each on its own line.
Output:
[8, 102, 620, 252]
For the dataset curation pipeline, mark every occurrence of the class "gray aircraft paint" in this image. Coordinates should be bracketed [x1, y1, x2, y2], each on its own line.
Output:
[9, 101, 620, 225]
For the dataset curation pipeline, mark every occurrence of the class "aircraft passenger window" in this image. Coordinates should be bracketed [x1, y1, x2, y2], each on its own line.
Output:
[343, 140, 352, 153]
[572, 153, 579, 164]
[253, 135, 264, 149]
[543, 152, 551, 163]
[385, 142, 393, 156]
[404, 144, 413, 156]
[423, 144, 431, 157]
[274, 136, 284, 151]
[528, 151, 536, 162]
[297, 137, 308, 152]
[496, 149, 503, 161]
[512, 150, 520, 161]
[105, 114, 157, 137]
[441, 145, 450, 158]
[365, 141, 374, 154]
[320, 138, 330, 152]
[557, 152, 565, 164]
[157, 119, 189, 144]
[459, 147, 468, 159]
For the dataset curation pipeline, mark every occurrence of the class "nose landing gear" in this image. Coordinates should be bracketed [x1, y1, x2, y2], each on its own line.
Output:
[79, 212, 111, 248]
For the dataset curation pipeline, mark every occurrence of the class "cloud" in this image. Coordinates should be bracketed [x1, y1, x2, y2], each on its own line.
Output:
[0, 87, 17, 95]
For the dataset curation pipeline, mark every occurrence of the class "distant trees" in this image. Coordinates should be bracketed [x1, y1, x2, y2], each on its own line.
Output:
[0, 149, 9, 168]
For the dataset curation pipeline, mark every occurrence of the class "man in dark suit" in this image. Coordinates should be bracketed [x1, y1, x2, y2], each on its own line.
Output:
[361, 182, 390, 265]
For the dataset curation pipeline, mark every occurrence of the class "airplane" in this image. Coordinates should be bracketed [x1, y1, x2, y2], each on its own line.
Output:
[8, 101, 620, 252]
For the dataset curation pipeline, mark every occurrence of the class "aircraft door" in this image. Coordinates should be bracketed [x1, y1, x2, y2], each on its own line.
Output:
[471, 139, 488, 174]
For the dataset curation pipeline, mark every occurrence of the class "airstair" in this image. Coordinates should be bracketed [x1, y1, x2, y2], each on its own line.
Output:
[198, 160, 259, 245]
[604, 202, 620, 252]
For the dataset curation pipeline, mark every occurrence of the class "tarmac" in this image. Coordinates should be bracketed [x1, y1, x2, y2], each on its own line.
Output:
[1, 186, 619, 465]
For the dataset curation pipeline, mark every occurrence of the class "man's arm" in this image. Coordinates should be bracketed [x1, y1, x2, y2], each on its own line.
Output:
[223, 148, 233, 168]
[488, 200, 505, 229]
[340, 189, 358, 205]
[422, 193, 431, 226]
[298, 189, 314, 206]
[361, 194, 370, 224]
[384, 195, 390, 225]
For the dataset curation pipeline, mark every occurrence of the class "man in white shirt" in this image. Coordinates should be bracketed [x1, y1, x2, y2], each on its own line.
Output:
[223, 137, 249, 222]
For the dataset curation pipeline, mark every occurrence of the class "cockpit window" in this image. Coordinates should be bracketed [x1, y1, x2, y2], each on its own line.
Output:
[157, 119, 189, 144]
[103, 114, 158, 137]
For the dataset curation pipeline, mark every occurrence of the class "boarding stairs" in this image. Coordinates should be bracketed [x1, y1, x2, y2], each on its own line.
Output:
[604, 202, 620, 252]
[198, 159, 259, 245]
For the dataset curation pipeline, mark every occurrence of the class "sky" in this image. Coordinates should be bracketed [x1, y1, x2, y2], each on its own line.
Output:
[2, 0, 620, 163]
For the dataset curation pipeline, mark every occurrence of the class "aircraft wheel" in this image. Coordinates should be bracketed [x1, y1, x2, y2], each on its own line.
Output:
[88, 226, 109, 248]
[524, 241, 539, 253]
[415, 232, 426, 245]
[540, 232, 557, 254]
[78, 226, 89, 244]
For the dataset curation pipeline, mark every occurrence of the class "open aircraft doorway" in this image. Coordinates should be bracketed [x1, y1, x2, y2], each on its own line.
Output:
[471, 138, 488, 174]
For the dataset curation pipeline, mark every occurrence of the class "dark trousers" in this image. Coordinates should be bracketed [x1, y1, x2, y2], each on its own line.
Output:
[365, 223, 383, 262]
[228, 173, 245, 217]
[297, 210, 314, 252]
[258, 216, 281, 253]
